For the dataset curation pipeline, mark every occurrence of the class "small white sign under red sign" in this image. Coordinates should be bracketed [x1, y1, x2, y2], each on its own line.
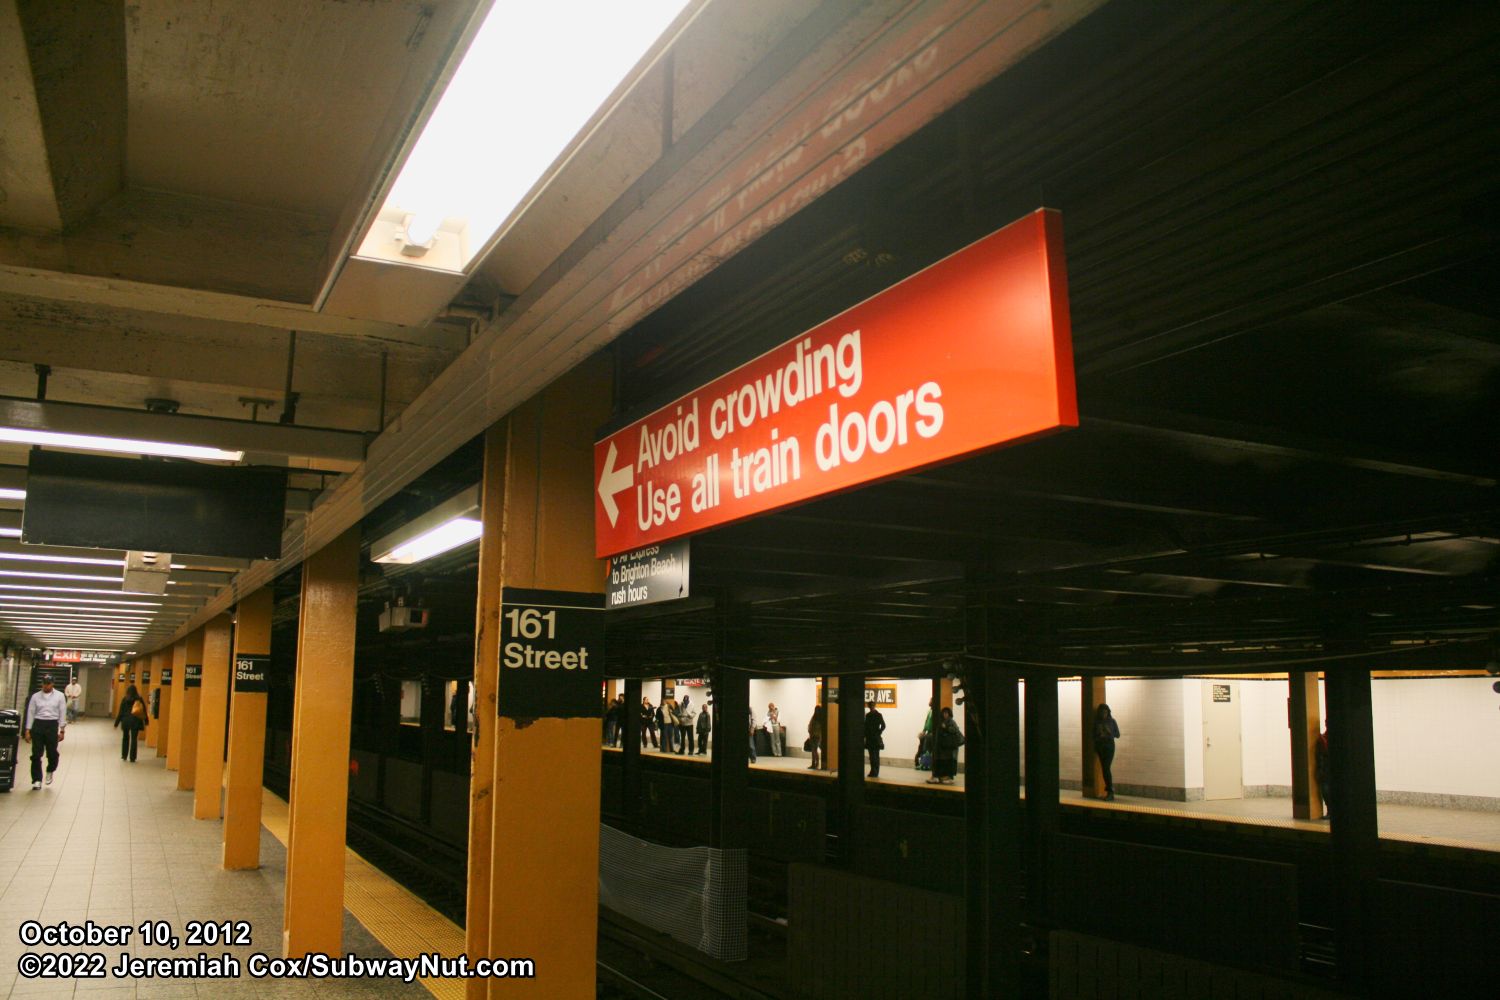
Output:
[593, 209, 1076, 557]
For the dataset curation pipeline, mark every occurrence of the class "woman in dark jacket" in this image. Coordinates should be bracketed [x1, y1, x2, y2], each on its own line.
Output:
[926, 707, 964, 785]
[806, 707, 825, 770]
[1093, 703, 1121, 800]
[114, 684, 148, 762]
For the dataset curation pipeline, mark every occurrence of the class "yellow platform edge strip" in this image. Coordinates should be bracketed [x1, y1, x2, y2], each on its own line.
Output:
[261, 789, 466, 1000]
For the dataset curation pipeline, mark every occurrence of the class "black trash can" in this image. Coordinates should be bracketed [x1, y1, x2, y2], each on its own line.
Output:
[0, 709, 21, 792]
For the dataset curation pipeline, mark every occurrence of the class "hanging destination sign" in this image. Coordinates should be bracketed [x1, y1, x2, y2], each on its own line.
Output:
[593, 209, 1075, 557]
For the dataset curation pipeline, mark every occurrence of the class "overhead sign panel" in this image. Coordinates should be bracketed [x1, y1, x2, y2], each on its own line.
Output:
[605, 539, 690, 609]
[593, 209, 1075, 557]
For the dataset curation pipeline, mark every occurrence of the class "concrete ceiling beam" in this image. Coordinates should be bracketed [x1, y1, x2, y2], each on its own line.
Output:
[0, 0, 126, 233]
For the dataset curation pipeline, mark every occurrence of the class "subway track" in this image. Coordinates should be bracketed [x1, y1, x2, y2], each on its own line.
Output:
[268, 765, 783, 999]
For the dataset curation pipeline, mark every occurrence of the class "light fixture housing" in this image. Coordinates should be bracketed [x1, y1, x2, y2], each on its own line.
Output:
[371, 486, 482, 565]
[355, 0, 694, 274]
[0, 427, 243, 462]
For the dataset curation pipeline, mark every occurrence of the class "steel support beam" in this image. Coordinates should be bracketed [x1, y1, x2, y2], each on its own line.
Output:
[0, 397, 367, 464]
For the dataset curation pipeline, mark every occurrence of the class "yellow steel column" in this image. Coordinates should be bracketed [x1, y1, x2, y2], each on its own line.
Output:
[1081, 675, 1107, 799]
[193, 614, 233, 819]
[465, 424, 508, 1000]
[164, 639, 186, 769]
[1289, 671, 1323, 820]
[155, 644, 178, 759]
[282, 527, 359, 956]
[825, 678, 839, 773]
[224, 587, 273, 869]
[143, 653, 160, 748]
[482, 358, 610, 1000]
[176, 629, 206, 791]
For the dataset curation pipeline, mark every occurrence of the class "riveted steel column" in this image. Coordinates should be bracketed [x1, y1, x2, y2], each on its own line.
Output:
[223, 587, 272, 868]
[193, 615, 233, 819]
[1289, 670, 1323, 820]
[176, 628, 205, 791]
[283, 526, 360, 956]
[481, 356, 611, 1000]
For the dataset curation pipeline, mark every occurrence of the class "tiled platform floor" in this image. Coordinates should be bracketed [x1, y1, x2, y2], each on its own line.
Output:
[0, 719, 430, 999]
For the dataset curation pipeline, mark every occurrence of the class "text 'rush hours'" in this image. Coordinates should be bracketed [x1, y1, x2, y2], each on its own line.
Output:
[496, 588, 603, 719]
[593, 209, 1076, 557]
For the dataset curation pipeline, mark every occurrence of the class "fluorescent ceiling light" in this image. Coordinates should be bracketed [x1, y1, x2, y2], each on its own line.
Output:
[0, 552, 125, 567]
[376, 517, 482, 565]
[2, 609, 155, 620]
[0, 599, 160, 605]
[0, 584, 162, 596]
[0, 428, 243, 462]
[371, 486, 482, 565]
[363, 0, 690, 271]
[0, 528, 19, 537]
[0, 488, 24, 500]
[0, 595, 161, 607]
[0, 569, 120, 583]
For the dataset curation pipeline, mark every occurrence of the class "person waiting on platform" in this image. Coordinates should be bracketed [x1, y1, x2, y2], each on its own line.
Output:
[114, 683, 148, 763]
[603, 695, 623, 747]
[23, 673, 68, 789]
[640, 697, 659, 749]
[806, 706, 825, 769]
[916, 698, 934, 770]
[927, 707, 964, 785]
[865, 698, 886, 777]
[660, 695, 680, 753]
[1316, 724, 1331, 820]
[678, 696, 697, 755]
[696, 700, 711, 755]
[1092, 703, 1121, 801]
[748, 707, 758, 764]
[765, 703, 782, 756]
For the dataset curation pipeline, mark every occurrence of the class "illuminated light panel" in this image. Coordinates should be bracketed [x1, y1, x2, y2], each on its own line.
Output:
[0, 584, 164, 596]
[373, 517, 482, 565]
[0, 552, 125, 567]
[0, 595, 162, 607]
[0, 427, 243, 462]
[0, 528, 19, 537]
[2, 611, 156, 622]
[362, 0, 691, 272]
[0, 569, 123, 583]
[0, 488, 24, 500]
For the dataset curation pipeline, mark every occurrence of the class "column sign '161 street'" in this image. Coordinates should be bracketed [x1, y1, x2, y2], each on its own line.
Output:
[497, 588, 603, 719]
[593, 209, 1076, 557]
[234, 654, 269, 693]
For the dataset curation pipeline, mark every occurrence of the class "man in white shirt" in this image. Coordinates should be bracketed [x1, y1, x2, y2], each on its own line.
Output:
[23, 674, 67, 790]
[64, 677, 82, 722]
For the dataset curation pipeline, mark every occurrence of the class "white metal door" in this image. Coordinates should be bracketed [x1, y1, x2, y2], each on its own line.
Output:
[1201, 680, 1243, 800]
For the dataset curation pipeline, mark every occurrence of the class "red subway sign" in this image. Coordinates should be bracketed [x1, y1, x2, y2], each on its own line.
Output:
[594, 208, 1076, 558]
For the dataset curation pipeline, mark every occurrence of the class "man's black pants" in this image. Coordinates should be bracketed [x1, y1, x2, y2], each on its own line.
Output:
[30, 719, 59, 783]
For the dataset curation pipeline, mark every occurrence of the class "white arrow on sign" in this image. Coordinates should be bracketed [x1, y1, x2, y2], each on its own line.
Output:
[597, 441, 633, 527]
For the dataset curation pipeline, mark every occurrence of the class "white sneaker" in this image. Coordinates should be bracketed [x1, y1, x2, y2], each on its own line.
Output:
[44, 772, 53, 785]
[31, 781, 41, 790]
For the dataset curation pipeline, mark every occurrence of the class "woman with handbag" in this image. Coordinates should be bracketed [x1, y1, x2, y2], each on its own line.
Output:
[114, 683, 149, 763]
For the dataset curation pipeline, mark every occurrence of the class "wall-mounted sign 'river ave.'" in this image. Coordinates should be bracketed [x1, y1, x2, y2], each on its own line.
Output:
[593, 209, 1076, 557]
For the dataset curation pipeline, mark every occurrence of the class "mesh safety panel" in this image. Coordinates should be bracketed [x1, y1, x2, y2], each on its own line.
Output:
[598, 823, 748, 961]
